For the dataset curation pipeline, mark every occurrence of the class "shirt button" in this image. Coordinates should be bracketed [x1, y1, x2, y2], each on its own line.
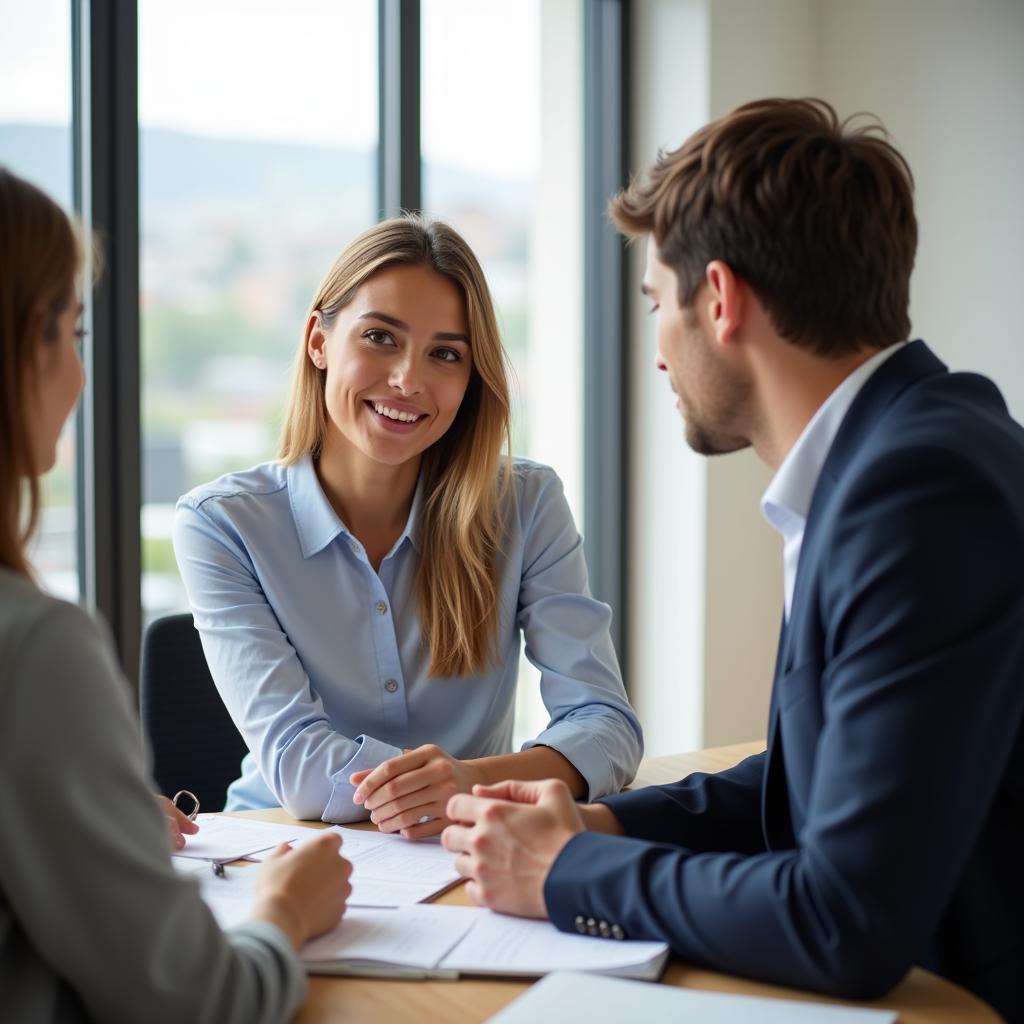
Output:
[384, 678, 399, 693]
[375, 600, 388, 615]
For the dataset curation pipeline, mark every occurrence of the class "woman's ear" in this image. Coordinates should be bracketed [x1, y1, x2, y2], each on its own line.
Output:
[306, 311, 327, 369]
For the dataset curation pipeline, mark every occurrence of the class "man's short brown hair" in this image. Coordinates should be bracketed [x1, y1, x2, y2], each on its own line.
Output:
[611, 98, 917, 356]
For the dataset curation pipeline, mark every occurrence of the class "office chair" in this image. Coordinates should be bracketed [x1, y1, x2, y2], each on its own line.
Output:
[139, 613, 249, 812]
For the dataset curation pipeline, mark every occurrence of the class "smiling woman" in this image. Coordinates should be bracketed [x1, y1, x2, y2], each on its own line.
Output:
[172, 216, 643, 835]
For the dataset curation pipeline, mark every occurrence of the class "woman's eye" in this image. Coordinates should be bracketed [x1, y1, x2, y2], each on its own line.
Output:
[433, 347, 462, 364]
[364, 329, 396, 346]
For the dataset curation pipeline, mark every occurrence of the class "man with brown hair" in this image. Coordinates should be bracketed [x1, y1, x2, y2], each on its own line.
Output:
[441, 99, 1024, 1020]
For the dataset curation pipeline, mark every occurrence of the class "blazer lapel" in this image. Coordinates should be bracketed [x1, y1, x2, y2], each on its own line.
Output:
[761, 341, 947, 849]
[784, 339, 948, 669]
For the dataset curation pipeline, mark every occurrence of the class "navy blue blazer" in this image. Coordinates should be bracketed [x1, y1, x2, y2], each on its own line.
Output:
[546, 341, 1024, 1021]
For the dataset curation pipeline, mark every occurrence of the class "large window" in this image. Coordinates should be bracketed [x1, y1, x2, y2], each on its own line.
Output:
[422, 0, 584, 742]
[9, 0, 624, 724]
[0, 0, 78, 600]
[138, 0, 378, 619]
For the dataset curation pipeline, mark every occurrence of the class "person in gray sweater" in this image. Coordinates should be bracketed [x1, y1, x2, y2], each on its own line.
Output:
[0, 165, 353, 1023]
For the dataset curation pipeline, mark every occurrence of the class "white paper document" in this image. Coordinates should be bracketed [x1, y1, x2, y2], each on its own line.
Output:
[171, 814, 306, 863]
[486, 972, 898, 1024]
[303, 905, 668, 980]
[195, 864, 261, 930]
[193, 873, 669, 981]
[302, 905, 478, 972]
[441, 912, 669, 978]
[246, 824, 462, 905]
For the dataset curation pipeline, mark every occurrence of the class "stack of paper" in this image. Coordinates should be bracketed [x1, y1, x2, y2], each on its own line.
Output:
[194, 871, 669, 981]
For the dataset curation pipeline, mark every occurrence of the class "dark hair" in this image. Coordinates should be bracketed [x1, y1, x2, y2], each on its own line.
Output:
[0, 167, 82, 576]
[610, 97, 917, 356]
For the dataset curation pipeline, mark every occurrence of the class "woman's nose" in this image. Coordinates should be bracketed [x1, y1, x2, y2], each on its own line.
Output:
[389, 352, 424, 394]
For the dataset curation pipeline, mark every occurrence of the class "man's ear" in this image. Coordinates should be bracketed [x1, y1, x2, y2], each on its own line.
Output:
[703, 260, 743, 346]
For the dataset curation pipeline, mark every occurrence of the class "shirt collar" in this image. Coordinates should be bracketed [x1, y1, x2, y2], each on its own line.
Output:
[286, 454, 424, 560]
[760, 343, 906, 539]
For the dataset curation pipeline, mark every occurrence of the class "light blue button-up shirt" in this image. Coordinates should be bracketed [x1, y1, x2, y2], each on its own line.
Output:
[173, 455, 642, 821]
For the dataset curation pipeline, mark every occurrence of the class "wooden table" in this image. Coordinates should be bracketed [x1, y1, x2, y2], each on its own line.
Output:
[233, 741, 1002, 1024]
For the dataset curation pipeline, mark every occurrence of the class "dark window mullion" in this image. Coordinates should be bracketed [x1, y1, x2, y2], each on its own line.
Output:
[378, 0, 421, 218]
[73, 0, 142, 685]
[583, 0, 631, 665]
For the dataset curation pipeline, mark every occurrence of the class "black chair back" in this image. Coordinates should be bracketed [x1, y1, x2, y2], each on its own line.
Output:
[139, 613, 249, 812]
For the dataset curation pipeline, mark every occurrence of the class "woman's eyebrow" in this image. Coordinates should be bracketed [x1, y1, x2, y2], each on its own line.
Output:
[358, 310, 469, 344]
[358, 310, 408, 330]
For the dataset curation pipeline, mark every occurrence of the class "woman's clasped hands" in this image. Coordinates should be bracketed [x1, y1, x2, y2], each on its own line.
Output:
[351, 744, 485, 839]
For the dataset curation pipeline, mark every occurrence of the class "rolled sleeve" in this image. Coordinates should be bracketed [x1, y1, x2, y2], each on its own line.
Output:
[515, 464, 643, 797]
[324, 735, 404, 822]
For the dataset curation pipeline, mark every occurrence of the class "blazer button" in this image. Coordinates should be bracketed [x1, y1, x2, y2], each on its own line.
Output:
[574, 915, 587, 934]
[586, 917, 598, 936]
[598, 921, 611, 938]
[611, 924, 625, 940]
[384, 679, 399, 693]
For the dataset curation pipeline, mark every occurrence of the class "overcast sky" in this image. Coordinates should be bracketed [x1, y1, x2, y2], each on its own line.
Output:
[0, 0, 540, 181]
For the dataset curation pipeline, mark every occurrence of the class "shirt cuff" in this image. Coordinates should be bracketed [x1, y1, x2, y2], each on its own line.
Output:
[521, 723, 612, 801]
[322, 734, 403, 823]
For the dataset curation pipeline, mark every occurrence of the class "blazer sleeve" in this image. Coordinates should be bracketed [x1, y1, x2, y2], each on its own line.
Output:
[546, 443, 1024, 999]
[514, 464, 644, 797]
[173, 500, 402, 822]
[597, 751, 767, 853]
[0, 600, 305, 1024]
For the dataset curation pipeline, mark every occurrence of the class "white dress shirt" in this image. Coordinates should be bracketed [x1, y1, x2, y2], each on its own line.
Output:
[760, 344, 906, 620]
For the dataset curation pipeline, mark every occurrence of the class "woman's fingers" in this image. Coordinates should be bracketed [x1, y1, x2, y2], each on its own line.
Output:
[373, 798, 451, 835]
[351, 748, 430, 803]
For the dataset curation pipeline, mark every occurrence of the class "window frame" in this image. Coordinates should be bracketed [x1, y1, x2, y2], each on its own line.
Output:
[69, 0, 631, 685]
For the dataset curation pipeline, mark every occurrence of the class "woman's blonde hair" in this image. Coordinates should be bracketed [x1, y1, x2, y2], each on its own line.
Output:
[0, 167, 83, 578]
[279, 216, 512, 677]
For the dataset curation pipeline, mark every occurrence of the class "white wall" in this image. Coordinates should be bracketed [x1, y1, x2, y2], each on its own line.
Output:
[818, 0, 1024, 420]
[627, 0, 1024, 755]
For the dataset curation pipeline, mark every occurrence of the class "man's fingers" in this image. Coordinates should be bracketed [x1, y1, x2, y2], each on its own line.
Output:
[453, 851, 477, 880]
[471, 779, 546, 803]
[441, 822, 473, 854]
[445, 792, 493, 824]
